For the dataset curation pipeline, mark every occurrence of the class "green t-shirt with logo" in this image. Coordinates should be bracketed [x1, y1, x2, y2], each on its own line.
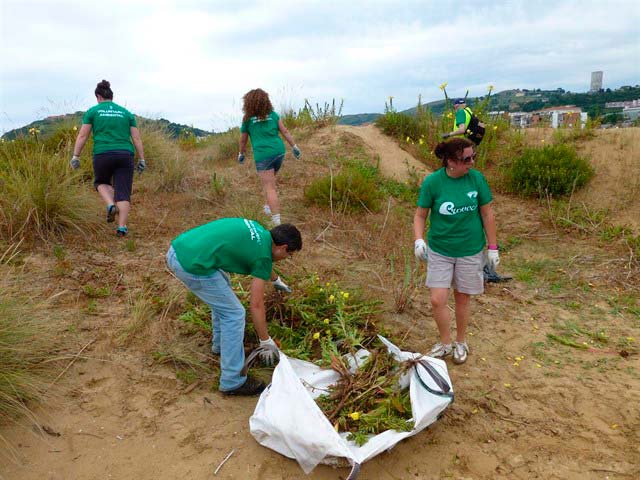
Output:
[240, 111, 286, 162]
[417, 168, 492, 257]
[82, 101, 137, 155]
[171, 218, 273, 279]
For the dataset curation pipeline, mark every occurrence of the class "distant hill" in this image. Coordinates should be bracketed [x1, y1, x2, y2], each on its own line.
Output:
[338, 86, 640, 125]
[1, 112, 212, 140]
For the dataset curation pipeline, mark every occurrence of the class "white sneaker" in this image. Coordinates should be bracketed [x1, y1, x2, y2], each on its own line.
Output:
[429, 342, 453, 358]
[270, 213, 281, 226]
[453, 341, 469, 364]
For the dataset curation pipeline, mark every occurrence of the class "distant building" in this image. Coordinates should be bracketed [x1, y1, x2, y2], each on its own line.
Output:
[590, 71, 603, 92]
[605, 99, 640, 109]
[499, 106, 588, 129]
[623, 106, 640, 121]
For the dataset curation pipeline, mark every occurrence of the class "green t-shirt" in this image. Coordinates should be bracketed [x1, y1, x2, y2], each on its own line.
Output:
[453, 107, 471, 132]
[240, 111, 286, 162]
[417, 168, 492, 257]
[171, 218, 273, 279]
[82, 101, 137, 155]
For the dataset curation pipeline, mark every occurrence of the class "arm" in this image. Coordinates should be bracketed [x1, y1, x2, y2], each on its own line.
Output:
[413, 207, 429, 240]
[239, 132, 249, 154]
[444, 123, 467, 138]
[479, 203, 497, 246]
[130, 126, 145, 159]
[249, 277, 269, 341]
[72, 124, 92, 156]
[277, 119, 296, 147]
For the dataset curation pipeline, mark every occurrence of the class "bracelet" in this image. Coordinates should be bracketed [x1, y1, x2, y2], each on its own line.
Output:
[488, 244, 498, 250]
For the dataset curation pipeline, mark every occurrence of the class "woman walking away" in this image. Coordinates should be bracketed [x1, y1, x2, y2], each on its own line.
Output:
[238, 88, 301, 226]
[71, 79, 146, 237]
[413, 138, 499, 365]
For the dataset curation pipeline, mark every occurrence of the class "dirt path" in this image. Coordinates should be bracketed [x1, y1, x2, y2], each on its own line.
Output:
[336, 124, 429, 181]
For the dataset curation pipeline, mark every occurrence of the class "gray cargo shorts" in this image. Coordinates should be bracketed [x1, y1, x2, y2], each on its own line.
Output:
[426, 247, 485, 294]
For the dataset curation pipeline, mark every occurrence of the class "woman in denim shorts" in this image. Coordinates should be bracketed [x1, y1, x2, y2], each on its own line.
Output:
[413, 138, 500, 364]
[238, 89, 301, 226]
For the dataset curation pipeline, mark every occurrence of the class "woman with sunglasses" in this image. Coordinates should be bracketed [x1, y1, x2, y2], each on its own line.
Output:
[413, 137, 499, 364]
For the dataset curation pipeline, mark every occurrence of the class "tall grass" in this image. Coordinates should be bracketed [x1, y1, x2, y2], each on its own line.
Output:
[0, 294, 61, 458]
[282, 99, 344, 129]
[138, 121, 190, 192]
[0, 140, 100, 240]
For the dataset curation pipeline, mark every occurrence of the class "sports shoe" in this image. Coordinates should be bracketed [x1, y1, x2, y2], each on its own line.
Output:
[429, 342, 453, 358]
[222, 376, 266, 396]
[116, 226, 128, 237]
[453, 341, 469, 364]
[106, 204, 118, 223]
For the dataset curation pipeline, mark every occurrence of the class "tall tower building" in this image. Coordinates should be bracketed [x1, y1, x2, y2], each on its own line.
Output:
[590, 71, 603, 92]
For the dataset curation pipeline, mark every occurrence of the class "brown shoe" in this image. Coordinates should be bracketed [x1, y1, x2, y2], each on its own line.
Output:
[222, 376, 266, 396]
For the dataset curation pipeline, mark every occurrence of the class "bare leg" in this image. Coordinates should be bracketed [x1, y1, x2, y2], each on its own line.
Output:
[258, 169, 280, 214]
[430, 288, 452, 344]
[116, 201, 130, 228]
[453, 290, 471, 342]
[96, 184, 115, 206]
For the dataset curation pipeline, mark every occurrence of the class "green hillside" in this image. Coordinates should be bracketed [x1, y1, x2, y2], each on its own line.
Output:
[339, 85, 640, 125]
[2, 112, 212, 140]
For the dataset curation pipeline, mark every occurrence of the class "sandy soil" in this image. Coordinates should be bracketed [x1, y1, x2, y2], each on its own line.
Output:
[1, 125, 639, 480]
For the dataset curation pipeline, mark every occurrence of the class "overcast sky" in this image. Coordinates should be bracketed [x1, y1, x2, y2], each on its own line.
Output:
[1, 0, 639, 133]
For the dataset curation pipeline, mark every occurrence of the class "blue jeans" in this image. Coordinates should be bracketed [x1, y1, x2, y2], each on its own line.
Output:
[166, 246, 246, 391]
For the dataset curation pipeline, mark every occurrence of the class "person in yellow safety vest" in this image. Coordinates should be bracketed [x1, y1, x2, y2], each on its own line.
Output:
[442, 98, 472, 140]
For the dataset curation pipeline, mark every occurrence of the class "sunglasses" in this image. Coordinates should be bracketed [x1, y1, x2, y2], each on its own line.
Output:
[461, 153, 476, 164]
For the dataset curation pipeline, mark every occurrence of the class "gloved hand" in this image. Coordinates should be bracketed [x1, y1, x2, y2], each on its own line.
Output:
[487, 248, 500, 269]
[136, 159, 146, 173]
[70, 155, 80, 170]
[258, 337, 279, 366]
[292, 145, 301, 159]
[272, 276, 292, 293]
[414, 239, 428, 263]
[238, 153, 245, 164]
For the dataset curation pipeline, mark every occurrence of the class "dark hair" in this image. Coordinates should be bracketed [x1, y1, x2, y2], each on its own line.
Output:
[242, 88, 273, 123]
[95, 80, 113, 100]
[270, 224, 302, 252]
[434, 137, 474, 167]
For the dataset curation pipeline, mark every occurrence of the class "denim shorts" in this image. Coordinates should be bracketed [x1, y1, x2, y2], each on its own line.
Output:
[426, 247, 485, 294]
[255, 153, 285, 173]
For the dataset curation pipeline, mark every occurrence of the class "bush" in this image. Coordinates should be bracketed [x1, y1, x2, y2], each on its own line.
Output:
[138, 122, 189, 192]
[304, 160, 384, 213]
[0, 145, 100, 240]
[506, 144, 594, 197]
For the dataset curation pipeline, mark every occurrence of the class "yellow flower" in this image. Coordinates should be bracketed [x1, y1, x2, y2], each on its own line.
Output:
[349, 412, 360, 421]
[488, 85, 494, 92]
[323, 318, 330, 324]
[515, 356, 522, 361]
[406, 136, 411, 142]
[513, 362, 519, 367]
[472, 408, 478, 414]
[493, 126, 498, 130]
[326, 282, 331, 287]
[325, 329, 331, 335]
[313, 332, 320, 340]
[541, 139, 545, 143]
[626, 337, 635, 342]
[439, 82, 448, 91]
[73, 126, 78, 131]
[328, 294, 335, 303]
[611, 424, 619, 429]
[536, 364, 542, 368]
[504, 383, 511, 388]
[419, 138, 424, 145]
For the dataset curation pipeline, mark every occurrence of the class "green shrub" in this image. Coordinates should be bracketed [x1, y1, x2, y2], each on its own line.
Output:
[304, 161, 384, 213]
[506, 144, 594, 197]
[138, 122, 189, 192]
[282, 99, 343, 130]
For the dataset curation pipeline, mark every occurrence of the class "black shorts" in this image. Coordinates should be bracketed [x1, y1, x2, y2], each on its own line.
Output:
[93, 150, 134, 202]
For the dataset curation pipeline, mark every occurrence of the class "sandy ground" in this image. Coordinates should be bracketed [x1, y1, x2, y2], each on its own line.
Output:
[1, 125, 639, 480]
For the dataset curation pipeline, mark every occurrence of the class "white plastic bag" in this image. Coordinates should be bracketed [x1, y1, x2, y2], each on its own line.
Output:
[249, 336, 454, 476]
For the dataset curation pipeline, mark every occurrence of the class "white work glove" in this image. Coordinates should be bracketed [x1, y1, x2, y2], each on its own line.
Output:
[258, 337, 279, 366]
[292, 144, 301, 159]
[487, 248, 500, 269]
[70, 155, 80, 170]
[414, 239, 428, 263]
[238, 153, 245, 164]
[272, 276, 292, 293]
[136, 159, 146, 173]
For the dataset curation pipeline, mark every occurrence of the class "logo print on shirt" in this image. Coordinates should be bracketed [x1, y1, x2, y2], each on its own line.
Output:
[467, 191, 478, 199]
[438, 201, 477, 216]
[243, 219, 262, 245]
